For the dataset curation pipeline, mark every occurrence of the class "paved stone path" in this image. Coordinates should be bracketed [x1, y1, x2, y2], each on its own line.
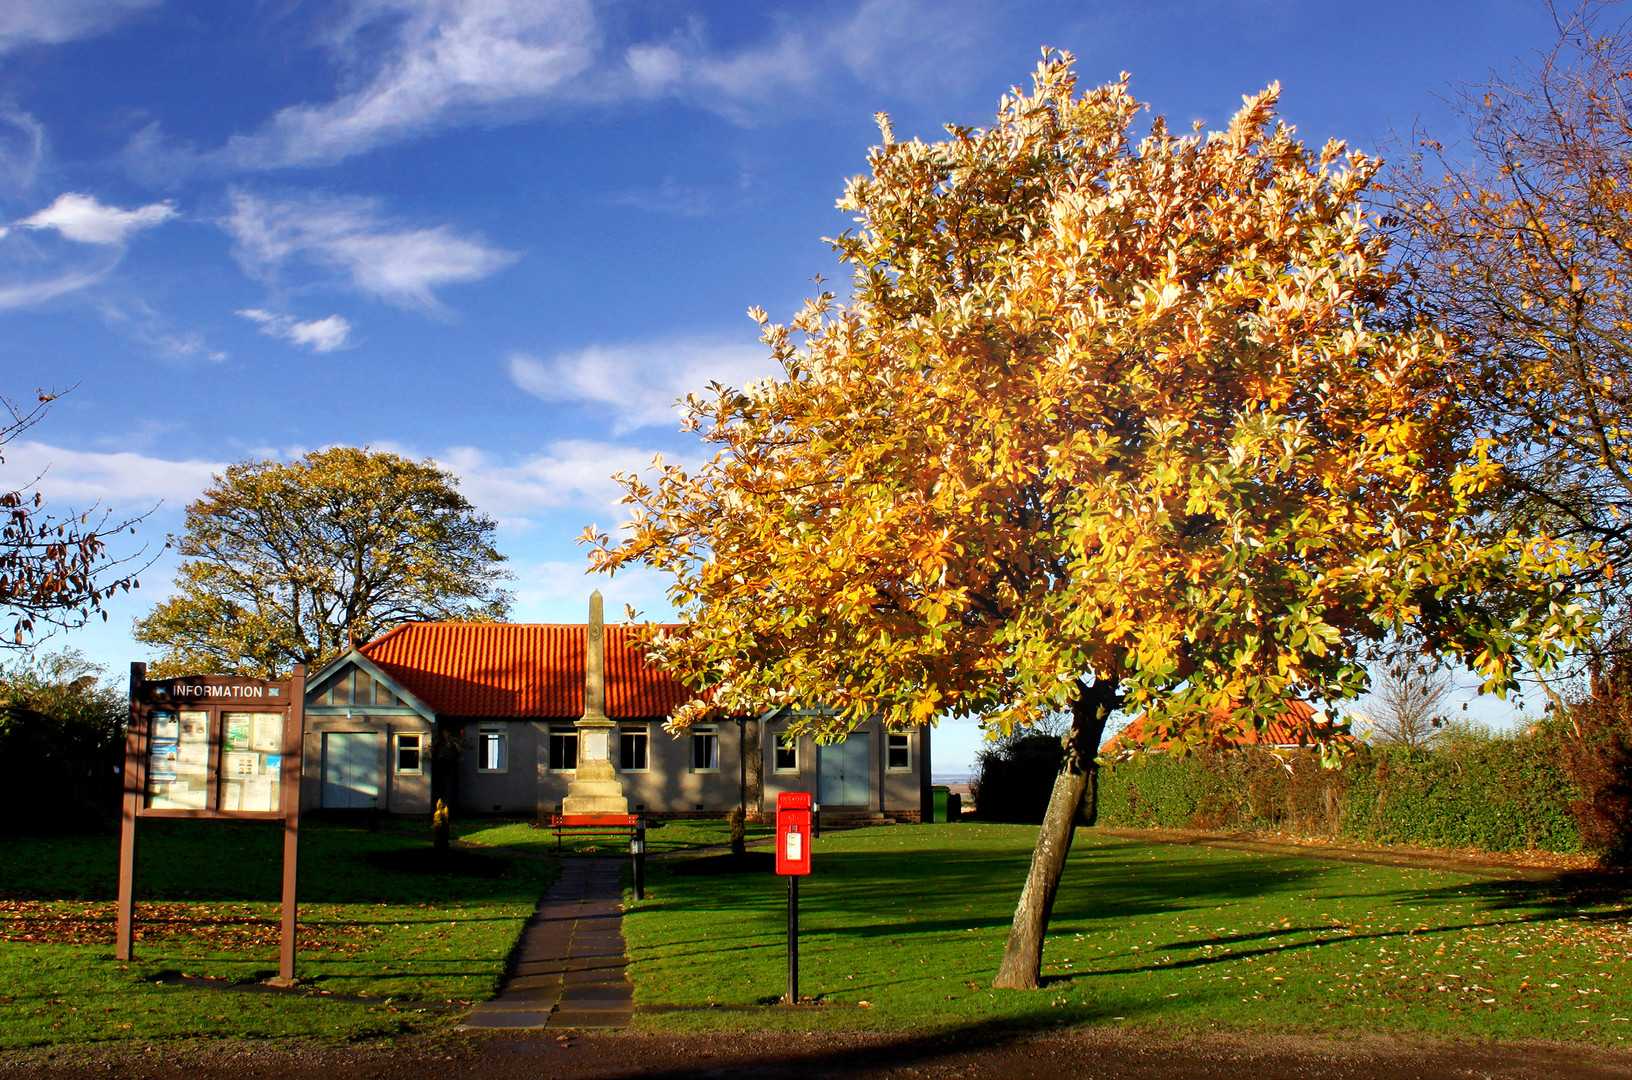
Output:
[459, 858, 633, 1030]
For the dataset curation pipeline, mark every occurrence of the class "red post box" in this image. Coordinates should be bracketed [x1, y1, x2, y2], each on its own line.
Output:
[776, 791, 812, 876]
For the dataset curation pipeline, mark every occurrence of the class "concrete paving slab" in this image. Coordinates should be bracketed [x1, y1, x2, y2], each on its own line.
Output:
[460, 857, 634, 1031]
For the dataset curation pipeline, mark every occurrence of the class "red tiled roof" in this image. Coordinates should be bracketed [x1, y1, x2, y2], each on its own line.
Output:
[1103, 699, 1352, 752]
[359, 623, 690, 719]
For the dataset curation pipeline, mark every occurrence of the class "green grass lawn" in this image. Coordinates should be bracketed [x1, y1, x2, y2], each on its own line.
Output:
[0, 818, 557, 1049]
[457, 816, 772, 858]
[623, 824, 1632, 1046]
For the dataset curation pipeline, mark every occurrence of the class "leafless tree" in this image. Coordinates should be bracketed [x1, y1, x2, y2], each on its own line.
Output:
[1357, 662, 1456, 748]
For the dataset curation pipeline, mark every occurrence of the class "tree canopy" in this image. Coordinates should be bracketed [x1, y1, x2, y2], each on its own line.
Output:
[1391, 6, 1632, 656]
[1, 390, 149, 647]
[587, 54, 1597, 987]
[135, 446, 511, 677]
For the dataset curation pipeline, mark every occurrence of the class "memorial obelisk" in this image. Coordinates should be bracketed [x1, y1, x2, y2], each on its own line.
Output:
[562, 590, 629, 814]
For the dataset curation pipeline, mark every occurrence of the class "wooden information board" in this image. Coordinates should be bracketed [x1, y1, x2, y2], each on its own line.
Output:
[116, 663, 306, 984]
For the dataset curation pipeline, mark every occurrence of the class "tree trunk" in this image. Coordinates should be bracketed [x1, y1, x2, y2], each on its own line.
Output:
[991, 678, 1118, 990]
[744, 715, 765, 822]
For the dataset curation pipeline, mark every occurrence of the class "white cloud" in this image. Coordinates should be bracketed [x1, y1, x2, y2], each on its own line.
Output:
[3, 440, 224, 510]
[509, 559, 676, 624]
[0, 0, 159, 56]
[435, 440, 687, 526]
[239, 308, 353, 353]
[508, 336, 774, 433]
[224, 190, 515, 311]
[218, 0, 599, 169]
[18, 192, 176, 245]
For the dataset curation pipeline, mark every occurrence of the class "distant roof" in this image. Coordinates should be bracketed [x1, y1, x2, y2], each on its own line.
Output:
[358, 622, 691, 719]
[1103, 699, 1352, 753]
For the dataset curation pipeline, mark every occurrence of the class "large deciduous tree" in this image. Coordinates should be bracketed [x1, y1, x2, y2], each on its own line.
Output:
[586, 55, 1595, 988]
[2, 390, 149, 646]
[136, 446, 511, 677]
[1390, 5, 1632, 656]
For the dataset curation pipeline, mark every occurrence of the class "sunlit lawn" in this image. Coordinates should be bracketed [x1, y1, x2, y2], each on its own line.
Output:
[0, 819, 557, 1048]
[624, 824, 1632, 1046]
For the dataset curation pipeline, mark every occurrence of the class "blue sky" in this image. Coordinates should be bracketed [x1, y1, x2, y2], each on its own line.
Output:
[0, 0, 1562, 773]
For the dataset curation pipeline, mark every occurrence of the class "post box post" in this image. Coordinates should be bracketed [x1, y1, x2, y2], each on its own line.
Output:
[630, 817, 646, 900]
[775, 791, 812, 1004]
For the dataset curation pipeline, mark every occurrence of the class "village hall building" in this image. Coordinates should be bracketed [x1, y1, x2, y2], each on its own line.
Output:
[298, 609, 933, 823]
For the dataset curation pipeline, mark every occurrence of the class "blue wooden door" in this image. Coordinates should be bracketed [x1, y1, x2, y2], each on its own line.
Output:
[322, 732, 380, 808]
[818, 735, 870, 806]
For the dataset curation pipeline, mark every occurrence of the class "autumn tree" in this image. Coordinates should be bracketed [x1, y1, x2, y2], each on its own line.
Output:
[1, 389, 150, 646]
[136, 446, 511, 677]
[587, 54, 1595, 989]
[1390, 4, 1632, 661]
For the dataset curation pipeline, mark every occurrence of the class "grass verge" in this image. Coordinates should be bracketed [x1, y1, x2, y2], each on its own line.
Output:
[0, 818, 557, 1049]
[622, 823, 1632, 1045]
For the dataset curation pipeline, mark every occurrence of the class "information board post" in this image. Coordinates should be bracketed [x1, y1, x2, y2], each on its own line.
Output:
[775, 791, 812, 1004]
[115, 663, 146, 963]
[116, 669, 304, 982]
[273, 665, 305, 986]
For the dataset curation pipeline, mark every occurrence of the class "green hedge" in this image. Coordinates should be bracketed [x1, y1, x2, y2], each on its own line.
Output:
[1096, 727, 1586, 854]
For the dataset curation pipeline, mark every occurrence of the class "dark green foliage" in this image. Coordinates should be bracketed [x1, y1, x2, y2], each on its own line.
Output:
[970, 731, 1066, 824]
[1097, 725, 1588, 855]
[0, 651, 126, 835]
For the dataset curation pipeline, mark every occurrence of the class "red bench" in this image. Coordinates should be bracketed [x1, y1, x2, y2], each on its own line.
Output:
[548, 813, 640, 850]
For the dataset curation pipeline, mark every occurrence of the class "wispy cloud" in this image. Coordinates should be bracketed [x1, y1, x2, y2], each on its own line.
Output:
[0, 0, 159, 56]
[238, 308, 353, 353]
[0, 263, 115, 310]
[130, 0, 986, 175]
[0, 109, 45, 195]
[17, 192, 176, 245]
[216, 0, 599, 169]
[508, 335, 773, 433]
[223, 190, 516, 311]
[98, 299, 229, 363]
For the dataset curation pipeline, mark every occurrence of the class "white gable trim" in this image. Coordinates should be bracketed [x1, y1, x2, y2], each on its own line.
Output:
[305, 649, 437, 724]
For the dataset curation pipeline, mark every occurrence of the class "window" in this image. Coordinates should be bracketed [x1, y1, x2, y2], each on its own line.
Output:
[548, 725, 578, 772]
[478, 723, 508, 772]
[774, 732, 799, 773]
[620, 724, 649, 771]
[887, 732, 911, 771]
[691, 725, 718, 771]
[396, 733, 423, 774]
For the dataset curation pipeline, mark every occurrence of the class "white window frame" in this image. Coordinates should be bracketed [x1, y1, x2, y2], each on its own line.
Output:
[395, 732, 424, 775]
[620, 723, 650, 772]
[773, 732, 799, 774]
[887, 731, 912, 772]
[548, 724, 578, 773]
[690, 725, 719, 773]
[477, 722, 509, 773]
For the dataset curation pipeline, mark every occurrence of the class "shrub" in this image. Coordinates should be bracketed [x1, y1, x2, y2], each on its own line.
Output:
[1096, 725, 1587, 856]
[971, 730, 1067, 824]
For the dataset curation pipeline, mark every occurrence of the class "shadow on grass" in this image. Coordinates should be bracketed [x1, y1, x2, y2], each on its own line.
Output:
[574, 1009, 1167, 1080]
[2, 820, 553, 904]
